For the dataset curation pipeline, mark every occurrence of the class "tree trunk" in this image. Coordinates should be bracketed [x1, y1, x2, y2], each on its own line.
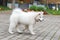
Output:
[46, 0, 49, 8]
[12, 0, 15, 9]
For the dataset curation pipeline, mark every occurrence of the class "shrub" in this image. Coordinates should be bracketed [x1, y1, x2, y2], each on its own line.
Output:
[37, 7, 44, 11]
[29, 5, 45, 11]
[30, 5, 60, 15]
[29, 5, 37, 11]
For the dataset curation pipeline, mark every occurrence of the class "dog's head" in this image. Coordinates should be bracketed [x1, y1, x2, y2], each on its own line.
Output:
[35, 11, 44, 22]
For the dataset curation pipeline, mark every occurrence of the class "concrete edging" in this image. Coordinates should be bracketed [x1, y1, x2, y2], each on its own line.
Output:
[0, 10, 12, 14]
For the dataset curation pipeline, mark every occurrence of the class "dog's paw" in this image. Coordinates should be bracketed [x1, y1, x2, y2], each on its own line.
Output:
[17, 29, 23, 33]
[8, 31, 14, 34]
[17, 31, 23, 34]
[31, 32, 35, 35]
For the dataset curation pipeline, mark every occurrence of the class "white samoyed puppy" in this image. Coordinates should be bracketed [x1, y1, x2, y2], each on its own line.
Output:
[8, 8, 44, 35]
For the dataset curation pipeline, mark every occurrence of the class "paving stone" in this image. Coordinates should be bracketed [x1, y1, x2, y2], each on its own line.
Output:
[0, 12, 60, 40]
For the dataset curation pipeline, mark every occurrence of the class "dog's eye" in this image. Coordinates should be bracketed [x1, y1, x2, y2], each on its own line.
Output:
[39, 14, 40, 15]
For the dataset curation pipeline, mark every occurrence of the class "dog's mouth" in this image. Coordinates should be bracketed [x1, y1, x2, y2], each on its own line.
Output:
[35, 19, 41, 22]
[35, 18, 44, 22]
[39, 18, 44, 22]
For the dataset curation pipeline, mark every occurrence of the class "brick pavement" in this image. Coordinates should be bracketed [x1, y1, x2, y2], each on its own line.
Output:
[0, 11, 60, 40]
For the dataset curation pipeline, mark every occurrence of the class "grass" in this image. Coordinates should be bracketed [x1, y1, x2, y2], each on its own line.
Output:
[46, 8, 60, 15]
[0, 6, 11, 11]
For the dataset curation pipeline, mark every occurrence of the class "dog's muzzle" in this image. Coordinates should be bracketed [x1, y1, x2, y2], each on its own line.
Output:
[39, 18, 44, 22]
[35, 18, 44, 22]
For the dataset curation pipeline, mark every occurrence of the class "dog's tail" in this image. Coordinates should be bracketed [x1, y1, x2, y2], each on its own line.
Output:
[12, 8, 23, 14]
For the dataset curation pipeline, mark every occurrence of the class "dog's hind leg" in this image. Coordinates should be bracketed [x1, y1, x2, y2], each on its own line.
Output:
[8, 22, 17, 34]
[8, 16, 18, 34]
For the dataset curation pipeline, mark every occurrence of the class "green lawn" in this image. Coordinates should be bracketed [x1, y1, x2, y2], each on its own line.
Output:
[0, 6, 11, 11]
[46, 8, 60, 15]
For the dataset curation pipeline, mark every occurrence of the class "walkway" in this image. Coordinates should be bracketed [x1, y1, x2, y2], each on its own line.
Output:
[0, 12, 60, 40]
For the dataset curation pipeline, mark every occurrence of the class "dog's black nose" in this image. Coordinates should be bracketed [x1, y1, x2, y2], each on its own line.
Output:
[40, 19, 44, 22]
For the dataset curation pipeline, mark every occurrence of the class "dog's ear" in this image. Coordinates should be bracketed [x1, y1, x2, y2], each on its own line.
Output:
[38, 11, 44, 15]
[34, 14, 40, 22]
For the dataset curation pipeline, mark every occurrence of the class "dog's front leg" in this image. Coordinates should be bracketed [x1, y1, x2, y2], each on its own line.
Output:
[16, 25, 23, 33]
[23, 25, 28, 31]
[28, 25, 35, 35]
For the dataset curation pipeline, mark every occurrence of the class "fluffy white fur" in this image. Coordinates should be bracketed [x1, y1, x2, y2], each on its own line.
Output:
[8, 8, 44, 35]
